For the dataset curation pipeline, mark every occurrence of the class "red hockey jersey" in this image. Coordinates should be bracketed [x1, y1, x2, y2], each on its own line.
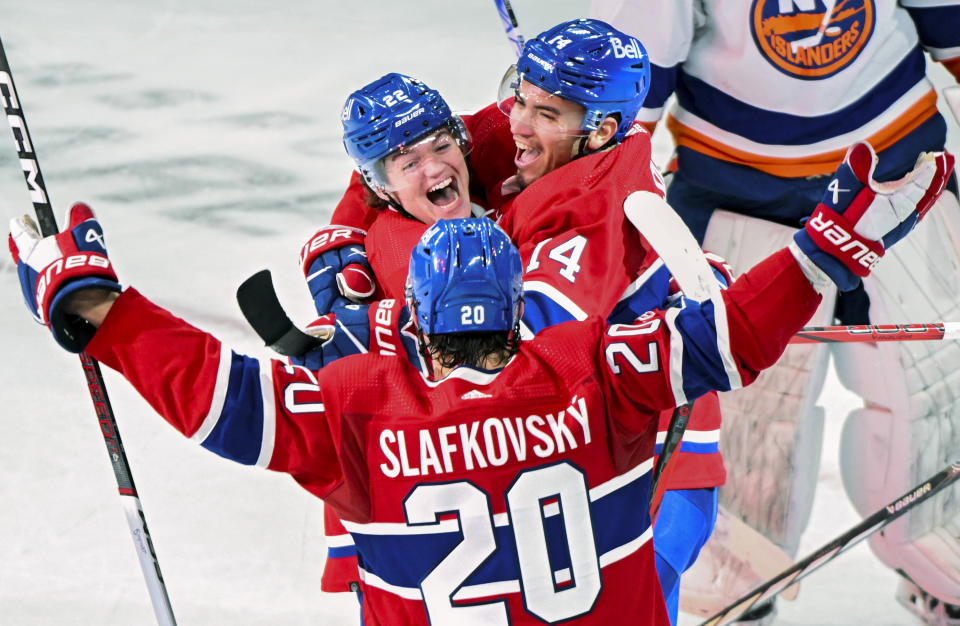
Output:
[85, 247, 820, 625]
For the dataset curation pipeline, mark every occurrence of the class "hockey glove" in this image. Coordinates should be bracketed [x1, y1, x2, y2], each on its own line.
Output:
[665, 250, 736, 306]
[289, 301, 373, 370]
[793, 142, 954, 291]
[300, 225, 376, 315]
[8, 202, 122, 352]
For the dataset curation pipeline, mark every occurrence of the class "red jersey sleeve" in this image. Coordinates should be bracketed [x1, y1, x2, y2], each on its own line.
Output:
[330, 170, 379, 231]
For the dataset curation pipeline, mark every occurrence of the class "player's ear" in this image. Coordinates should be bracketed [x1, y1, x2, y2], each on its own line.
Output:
[586, 117, 619, 151]
[374, 187, 391, 203]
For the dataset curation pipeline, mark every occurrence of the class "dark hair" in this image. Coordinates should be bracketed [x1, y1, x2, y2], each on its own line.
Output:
[361, 176, 389, 209]
[425, 326, 521, 370]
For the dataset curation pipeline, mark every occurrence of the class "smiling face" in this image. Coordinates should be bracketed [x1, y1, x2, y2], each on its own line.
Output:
[507, 80, 588, 188]
[377, 130, 472, 224]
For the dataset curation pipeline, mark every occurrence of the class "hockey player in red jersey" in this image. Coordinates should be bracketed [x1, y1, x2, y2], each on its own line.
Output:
[9, 138, 951, 623]
[304, 72, 514, 309]
[299, 24, 734, 619]
[593, 0, 960, 620]
[297, 72, 516, 596]
[488, 20, 727, 624]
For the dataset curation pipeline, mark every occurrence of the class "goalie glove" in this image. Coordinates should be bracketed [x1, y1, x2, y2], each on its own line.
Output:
[793, 142, 954, 291]
[8, 202, 122, 352]
[299, 225, 376, 315]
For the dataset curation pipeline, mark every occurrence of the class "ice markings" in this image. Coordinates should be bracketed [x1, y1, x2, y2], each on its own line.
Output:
[216, 111, 312, 130]
[33, 126, 136, 152]
[99, 89, 217, 110]
[28, 63, 133, 87]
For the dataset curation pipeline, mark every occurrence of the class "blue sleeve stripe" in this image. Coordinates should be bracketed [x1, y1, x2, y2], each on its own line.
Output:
[655, 441, 720, 455]
[699, 298, 742, 390]
[189, 344, 233, 443]
[904, 5, 960, 50]
[199, 352, 268, 465]
[255, 363, 276, 468]
[672, 300, 735, 398]
[663, 307, 689, 406]
[520, 280, 585, 336]
[328, 545, 358, 559]
[608, 261, 672, 324]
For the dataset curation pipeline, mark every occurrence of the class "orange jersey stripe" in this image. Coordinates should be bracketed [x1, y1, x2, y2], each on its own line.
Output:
[667, 89, 939, 178]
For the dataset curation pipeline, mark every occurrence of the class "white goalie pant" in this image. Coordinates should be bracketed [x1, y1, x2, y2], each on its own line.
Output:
[833, 189, 960, 604]
[680, 210, 837, 612]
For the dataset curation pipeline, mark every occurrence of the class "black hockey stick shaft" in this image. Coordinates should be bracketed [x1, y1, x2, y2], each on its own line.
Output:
[700, 460, 960, 625]
[649, 402, 692, 516]
[0, 36, 176, 626]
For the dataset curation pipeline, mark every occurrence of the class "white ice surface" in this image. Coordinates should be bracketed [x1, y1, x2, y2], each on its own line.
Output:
[0, 2, 956, 624]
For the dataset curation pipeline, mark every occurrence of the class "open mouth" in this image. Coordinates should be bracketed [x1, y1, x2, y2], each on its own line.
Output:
[426, 176, 461, 208]
[515, 140, 541, 168]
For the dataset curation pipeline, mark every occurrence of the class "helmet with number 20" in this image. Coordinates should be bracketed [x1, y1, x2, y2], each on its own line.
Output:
[407, 218, 523, 336]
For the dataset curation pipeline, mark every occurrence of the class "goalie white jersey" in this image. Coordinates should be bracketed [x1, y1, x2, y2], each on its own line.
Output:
[593, 0, 960, 178]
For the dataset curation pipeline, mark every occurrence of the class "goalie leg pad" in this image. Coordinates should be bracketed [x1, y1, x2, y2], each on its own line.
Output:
[678, 210, 835, 609]
[701, 210, 836, 555]
[834, 188, 960, 602]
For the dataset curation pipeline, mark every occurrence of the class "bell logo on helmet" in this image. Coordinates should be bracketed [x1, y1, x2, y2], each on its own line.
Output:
[610, 37, 644, 60]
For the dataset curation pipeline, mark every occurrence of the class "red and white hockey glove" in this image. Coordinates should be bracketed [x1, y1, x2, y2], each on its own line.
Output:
[299, 225, 376, 314]
[9, 202, 122, 352]
[793, 142, 954, 292]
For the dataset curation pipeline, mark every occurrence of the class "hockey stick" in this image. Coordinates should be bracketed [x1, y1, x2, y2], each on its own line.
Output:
[649, 403, 691, 516]
[791, 321, 960, 343]
[238, 278, 960, 354]
[700, 459, 960, 625]
[623, 191, 724, 514]
[0, 37, 177, 626]
[492, 0, 525, 57]
[237, 269, 325, 356]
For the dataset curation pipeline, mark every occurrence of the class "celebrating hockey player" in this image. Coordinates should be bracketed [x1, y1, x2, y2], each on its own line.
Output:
[489, 19, 727, 624]
[592, 0, 960, 621]
[307, 72, 513, 309]
[9, 134, 952, 623]
[302, 21, 734, 621]
[297, 72, 516, 595]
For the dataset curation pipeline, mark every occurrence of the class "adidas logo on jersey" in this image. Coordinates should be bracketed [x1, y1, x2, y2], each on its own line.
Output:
[460, 389, 492, 400]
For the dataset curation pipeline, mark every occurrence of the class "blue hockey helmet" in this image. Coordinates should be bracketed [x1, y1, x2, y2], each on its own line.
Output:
[498, 18, 650, 140]
[407, 218, 523, 336]
[341, 73, 470, 190]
